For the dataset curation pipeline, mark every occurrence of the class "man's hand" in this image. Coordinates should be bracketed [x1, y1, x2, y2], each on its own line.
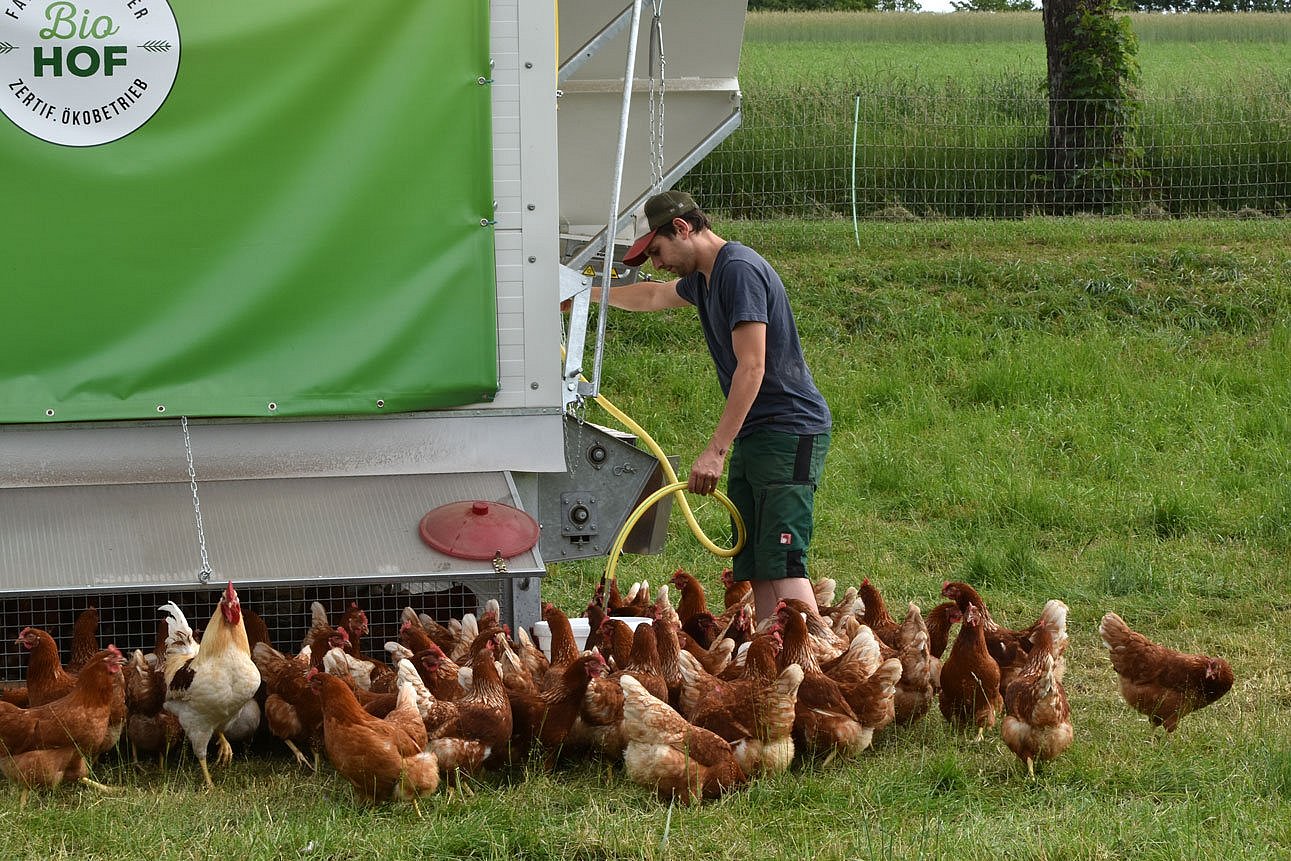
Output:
[688, 447, 725, 496]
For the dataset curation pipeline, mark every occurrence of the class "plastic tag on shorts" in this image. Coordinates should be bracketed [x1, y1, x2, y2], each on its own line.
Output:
[780, 532, 793, 544]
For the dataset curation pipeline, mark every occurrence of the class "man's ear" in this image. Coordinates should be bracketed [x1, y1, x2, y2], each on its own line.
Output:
[672, 217, 691, 237]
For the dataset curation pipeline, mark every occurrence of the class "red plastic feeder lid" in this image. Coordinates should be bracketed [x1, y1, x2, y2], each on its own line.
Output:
[418, 500, 540, 560]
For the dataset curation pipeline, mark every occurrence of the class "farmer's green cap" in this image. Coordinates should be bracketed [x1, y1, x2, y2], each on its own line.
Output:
[624, 190, 698, 266]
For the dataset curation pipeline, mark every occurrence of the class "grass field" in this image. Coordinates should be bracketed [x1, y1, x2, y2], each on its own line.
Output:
[4, 217, 1288, 859]
[742, 12, 1291, 96]
[685, 12, 1291, 218]
[740, 40, 1291, 97]
[746, 10, 1291, 41]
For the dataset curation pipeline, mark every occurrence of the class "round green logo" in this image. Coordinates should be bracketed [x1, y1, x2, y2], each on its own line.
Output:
[0, 0, 180, 146]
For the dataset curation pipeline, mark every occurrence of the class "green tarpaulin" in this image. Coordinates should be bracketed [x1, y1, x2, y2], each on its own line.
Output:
[0, 0, 497, 423]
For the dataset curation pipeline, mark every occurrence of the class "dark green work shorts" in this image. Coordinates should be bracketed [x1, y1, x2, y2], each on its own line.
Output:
[727, 428, 830, 582]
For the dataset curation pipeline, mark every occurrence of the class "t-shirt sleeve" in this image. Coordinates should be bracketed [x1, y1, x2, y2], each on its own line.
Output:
[719, 260, 770, 329]
[675, 275, 698, 306]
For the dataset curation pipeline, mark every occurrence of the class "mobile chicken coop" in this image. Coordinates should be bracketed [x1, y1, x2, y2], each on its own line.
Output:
[0, 0, 747, 673]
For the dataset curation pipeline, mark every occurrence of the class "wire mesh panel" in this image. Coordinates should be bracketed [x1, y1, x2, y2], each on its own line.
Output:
[683, 88, 1290, 220]
[0, 579, 506, 685]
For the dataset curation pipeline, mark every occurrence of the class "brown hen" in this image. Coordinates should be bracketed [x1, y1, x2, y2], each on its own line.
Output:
[310, 669, 439, 805]
[0, 646, 127, 804]
[775, 601, 867, 759]
[1100, 611, 1234, 733]
[938, 604, 1003, 741]
[681, 631, 804, 776]
[1002, 600, 1073, 776]
[66, 606, 101, 673]
[17, 627, 77, 706]
[423, 640, 513, 790]
[858, 578, 903, 649]
[620, 674, 748, 804]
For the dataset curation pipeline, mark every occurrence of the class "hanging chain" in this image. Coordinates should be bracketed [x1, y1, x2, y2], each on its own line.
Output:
[492, 552, 508, 575]
[647, 0, 666, 190]
[181, 416, 213, 584]
[568, 393, 588, 476]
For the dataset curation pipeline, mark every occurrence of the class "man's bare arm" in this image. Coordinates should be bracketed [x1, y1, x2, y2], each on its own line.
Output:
[582, 279, 690, 312]
[688, 321, 766, 495]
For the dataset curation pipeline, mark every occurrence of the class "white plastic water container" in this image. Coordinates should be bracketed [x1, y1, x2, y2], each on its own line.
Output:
[531, 616, 653, 661]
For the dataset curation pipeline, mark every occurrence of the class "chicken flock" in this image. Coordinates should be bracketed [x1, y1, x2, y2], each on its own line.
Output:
[0, 572, 1235, 806]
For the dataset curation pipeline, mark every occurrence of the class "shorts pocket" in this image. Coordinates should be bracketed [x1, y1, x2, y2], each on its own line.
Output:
[755, 481, 816, 580]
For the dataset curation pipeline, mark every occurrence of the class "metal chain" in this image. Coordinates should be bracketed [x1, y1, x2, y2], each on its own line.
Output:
[180, 416, 213, 584]
[492, 552, 508, 575]
[568, 394, 588, 475]
[648, 1, 666, 190]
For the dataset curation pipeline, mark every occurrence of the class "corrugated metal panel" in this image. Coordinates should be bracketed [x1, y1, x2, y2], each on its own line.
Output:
[0, 413, 566, 489]
[0, 472, 542, 592]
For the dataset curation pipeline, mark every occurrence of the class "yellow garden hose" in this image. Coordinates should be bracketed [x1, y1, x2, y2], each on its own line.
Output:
[589, 388, 746, 584]
[602, 479, 744, 587]
[560, 336, 747, 583]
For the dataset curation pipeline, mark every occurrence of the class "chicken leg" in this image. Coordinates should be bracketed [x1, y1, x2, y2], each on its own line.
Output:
[443, 767, 477, 803]
[79, 776, 122, 794]
[284, 739, 314, 770]
[214, 731, 234, 766]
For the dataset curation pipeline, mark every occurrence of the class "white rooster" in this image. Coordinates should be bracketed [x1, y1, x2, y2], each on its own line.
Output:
[159, 581, 261, 787]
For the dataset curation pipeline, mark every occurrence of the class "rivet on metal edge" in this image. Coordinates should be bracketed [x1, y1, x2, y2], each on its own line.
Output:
[376, 399, 385, 408]
[530, 382, 539, 390]
[156, 405, 166, 413]
[267, 402, 277, 412]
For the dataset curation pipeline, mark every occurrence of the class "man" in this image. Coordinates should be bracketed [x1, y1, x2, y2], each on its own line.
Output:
[583, 190, 831, 621]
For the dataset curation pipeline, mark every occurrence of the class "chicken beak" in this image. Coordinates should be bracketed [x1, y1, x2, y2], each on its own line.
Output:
[106, 644, 126, 670]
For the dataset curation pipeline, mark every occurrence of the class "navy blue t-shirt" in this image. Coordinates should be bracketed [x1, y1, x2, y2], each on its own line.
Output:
[675, 242, 831, 438]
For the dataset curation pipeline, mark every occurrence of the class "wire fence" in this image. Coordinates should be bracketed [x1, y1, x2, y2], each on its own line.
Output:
[682, 87, 1290, 221]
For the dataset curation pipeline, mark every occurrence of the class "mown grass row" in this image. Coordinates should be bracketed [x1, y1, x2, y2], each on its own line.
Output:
[745, 9, 1291, 44]
[683, 13, 1291, 218]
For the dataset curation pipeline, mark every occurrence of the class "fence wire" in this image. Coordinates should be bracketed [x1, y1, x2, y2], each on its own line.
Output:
[683, 88, 1290, 220]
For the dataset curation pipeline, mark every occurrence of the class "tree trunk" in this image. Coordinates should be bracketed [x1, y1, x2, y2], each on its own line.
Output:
[1042, 0, 1133, 211]
[1042, 0, 1086, 207]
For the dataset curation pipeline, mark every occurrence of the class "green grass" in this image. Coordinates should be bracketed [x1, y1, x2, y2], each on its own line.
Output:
[685, 12, 1291, 218]
[3, 218, 1290, 857]
[742, 12, 1291, 95]
[745, 10, 1291, 45]
[741, 40, 1291, 97]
